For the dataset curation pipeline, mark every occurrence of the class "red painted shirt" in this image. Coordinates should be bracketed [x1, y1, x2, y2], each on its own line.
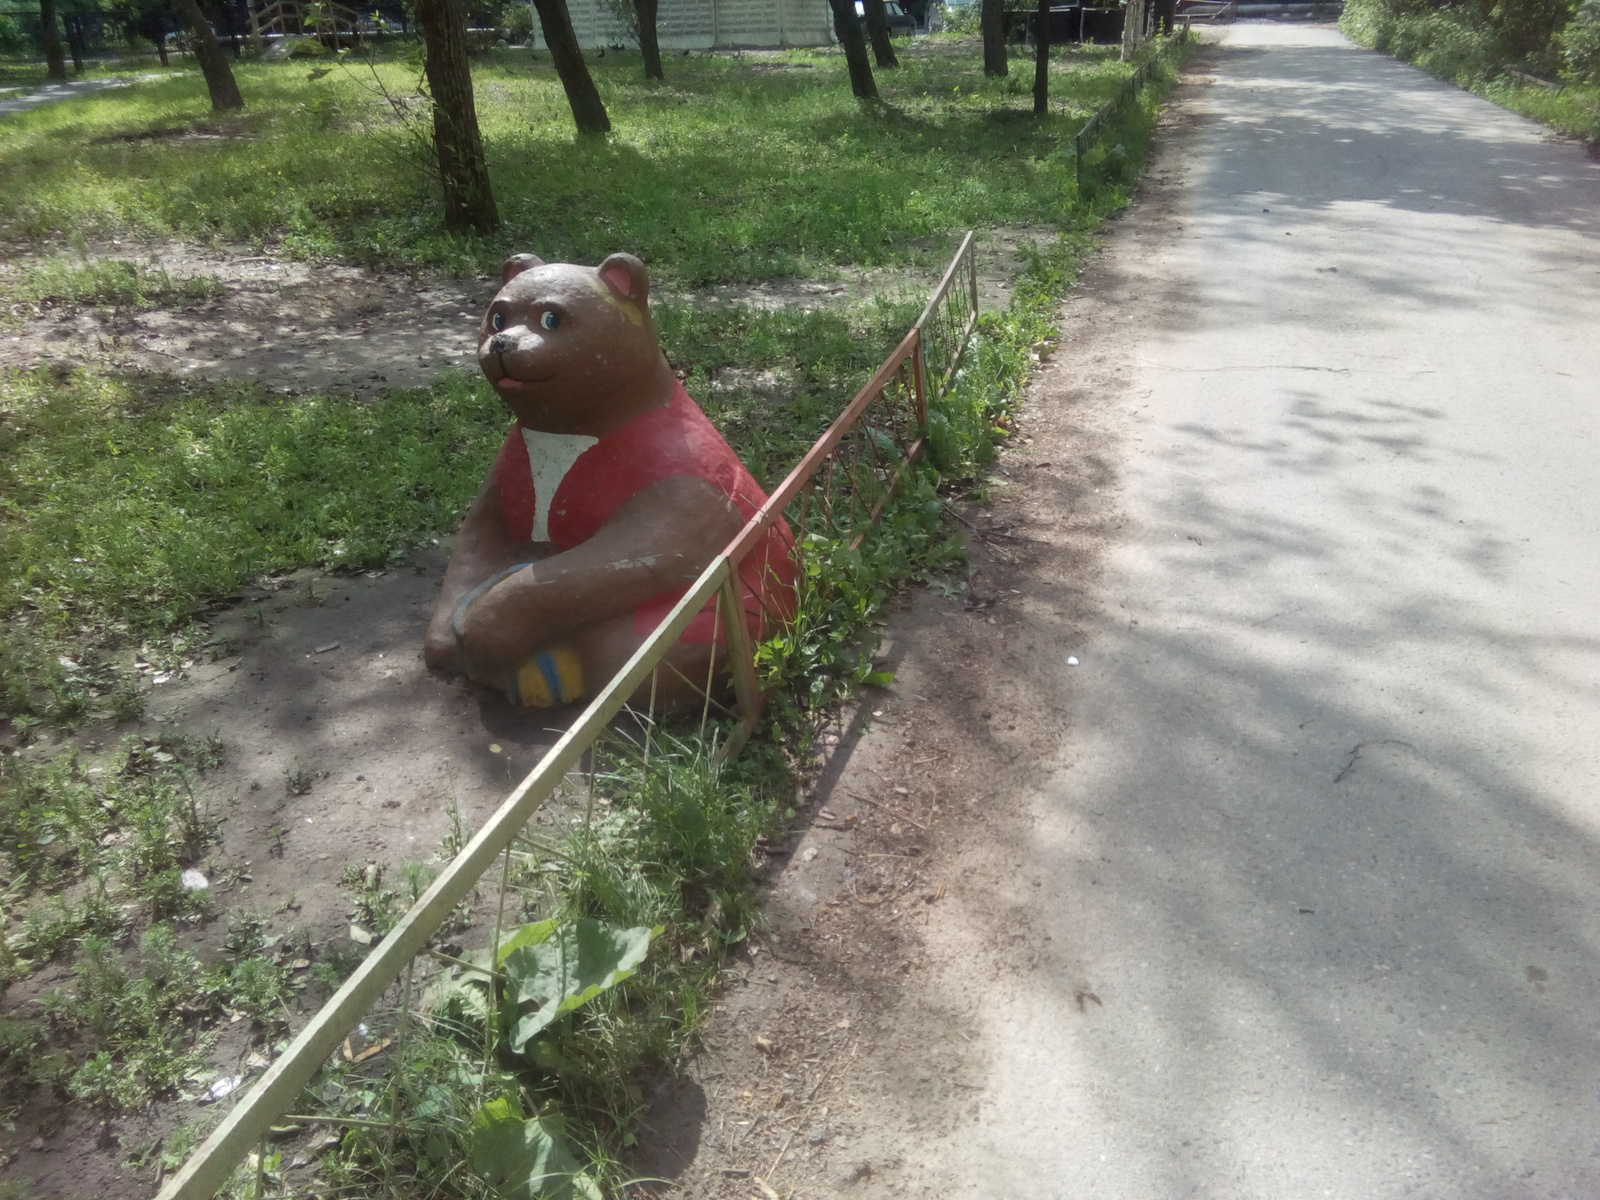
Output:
[491, 382, 796, 643]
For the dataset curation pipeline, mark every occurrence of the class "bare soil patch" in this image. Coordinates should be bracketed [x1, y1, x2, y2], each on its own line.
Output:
[2, 555, 594, 1198]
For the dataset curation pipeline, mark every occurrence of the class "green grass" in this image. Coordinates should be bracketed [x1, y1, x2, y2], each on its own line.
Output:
[4, 254, 224, 315]
[0, 40, 1140, 282]
[0, 369, 505, 724]
[1482, 73, 1600, 141]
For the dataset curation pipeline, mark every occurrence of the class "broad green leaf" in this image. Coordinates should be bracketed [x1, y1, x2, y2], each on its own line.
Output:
[495, 919, 559, 966]
[468, 1100, 600, 1200]
[502, 920, 656, 1053]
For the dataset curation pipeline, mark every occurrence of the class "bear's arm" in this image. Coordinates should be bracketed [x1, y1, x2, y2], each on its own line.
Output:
[424, 474, 539, 672]
[456, 474, 744, 672]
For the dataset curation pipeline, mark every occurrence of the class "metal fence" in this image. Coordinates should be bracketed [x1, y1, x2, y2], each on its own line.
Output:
[1073, 31, 1188, 191]
[155, 230, 980, 1200]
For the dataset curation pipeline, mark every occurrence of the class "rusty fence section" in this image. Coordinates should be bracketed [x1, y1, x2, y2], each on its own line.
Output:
[156, 229, 979, 1200]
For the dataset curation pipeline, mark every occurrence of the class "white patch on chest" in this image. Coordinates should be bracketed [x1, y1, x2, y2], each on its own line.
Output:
[520, 428, 599, 542]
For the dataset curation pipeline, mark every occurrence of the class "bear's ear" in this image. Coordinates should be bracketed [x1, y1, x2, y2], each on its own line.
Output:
[597, 253, 650, 308]
[502, 253, 545, 284]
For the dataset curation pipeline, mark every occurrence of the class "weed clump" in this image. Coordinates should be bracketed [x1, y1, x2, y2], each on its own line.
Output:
[0, 734, 305, 1120]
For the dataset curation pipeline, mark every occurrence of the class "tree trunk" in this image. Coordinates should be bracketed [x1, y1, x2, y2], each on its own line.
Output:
[634, 0, 662, 79]
[827, 0, 878, 99]
[39, 0, 67, 80]
[981, 0, 1007, 77]
[414, 0, 499, 232]
[1153, 0, 1176, 35]
[65, 12, 85, 72]
[1121, 0, 1146, 59]
[532, 0, 611, 134]
[1032, 0, 1050, 114]
[172, 0, 244, 109]
[862, 0, 898, 68]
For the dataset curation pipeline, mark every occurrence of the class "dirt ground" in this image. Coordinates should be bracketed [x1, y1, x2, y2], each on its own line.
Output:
[0, 73, 1183, 1198]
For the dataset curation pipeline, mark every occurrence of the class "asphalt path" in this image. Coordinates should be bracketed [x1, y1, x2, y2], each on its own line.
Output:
[0, 74, 150, 116]
[903, 22, 1600, 1200]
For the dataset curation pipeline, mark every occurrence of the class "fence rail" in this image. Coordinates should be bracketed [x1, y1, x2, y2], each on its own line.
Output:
[156, 230, 980, 1200]
[1072, 31, 1187, 191]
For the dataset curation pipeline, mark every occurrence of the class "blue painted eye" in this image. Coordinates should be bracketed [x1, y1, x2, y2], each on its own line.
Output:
[540, 310, 560, 331]
[490, 311, 505, 332]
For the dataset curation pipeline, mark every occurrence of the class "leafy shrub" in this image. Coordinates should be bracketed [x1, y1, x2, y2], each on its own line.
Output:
[1560, 0, 1600, 81]
[503, 1, 536, 42]
[0, 12, 30, 55]
[942, 1, 981, 33]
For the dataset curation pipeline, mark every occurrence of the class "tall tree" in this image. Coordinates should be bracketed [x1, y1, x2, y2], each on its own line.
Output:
[1032, 0, 1049, 113]
[415, 0, 499, 231]
[533, 0, 611, 133]
[862, 0, 898, 67]
[172, 0, 243, 108]
[827, 0, 878, 99]
[39, 0, 68, 80]
[980, 0, 1007, 77]
[633, 0, 662, 79]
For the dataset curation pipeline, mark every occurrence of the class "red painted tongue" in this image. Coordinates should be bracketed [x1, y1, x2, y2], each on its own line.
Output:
[495, 378, 526, 391]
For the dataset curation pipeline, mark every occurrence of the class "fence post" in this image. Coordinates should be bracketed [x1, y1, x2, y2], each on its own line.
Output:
[715, 568, 761, 762]
[965, 239, 979, 329]
[910, 327, 929, 427]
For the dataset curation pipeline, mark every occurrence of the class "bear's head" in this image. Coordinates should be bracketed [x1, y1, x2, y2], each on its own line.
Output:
[478, 252, 676, 436]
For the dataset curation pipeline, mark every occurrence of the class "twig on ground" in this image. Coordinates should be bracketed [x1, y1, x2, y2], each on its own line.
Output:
[847, 789, 928, 831]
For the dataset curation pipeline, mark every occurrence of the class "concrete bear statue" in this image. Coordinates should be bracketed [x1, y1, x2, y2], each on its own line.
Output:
[424, 251, 797, 707]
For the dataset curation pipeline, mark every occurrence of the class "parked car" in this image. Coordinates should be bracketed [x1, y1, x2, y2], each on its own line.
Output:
[854, 0, 918, 35]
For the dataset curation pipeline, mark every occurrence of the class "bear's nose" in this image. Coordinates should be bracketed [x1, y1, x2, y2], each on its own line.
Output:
[488, 333, 514, 355]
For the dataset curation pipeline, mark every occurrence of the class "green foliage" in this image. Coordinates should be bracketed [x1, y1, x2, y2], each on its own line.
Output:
[658, 297, 922, 485]
[759, 471, 963, 712]
[469, 1100, 602, 1200]
[1559, 0, 1600, 81]
[504, 3, 536, 42]
[1342, 0, 1501, 82]
[1342, 0, 1600, 138]
[0, 733, 217, 905]
[0, 12, 31, 57]
[497, 919, 656, 1052]
[941, 2, 982, 34]
[40, 925, 213, 1111]
[0, 733, 300, 1120]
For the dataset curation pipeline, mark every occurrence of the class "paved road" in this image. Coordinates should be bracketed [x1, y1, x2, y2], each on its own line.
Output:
[900, 22, 1600, 1200]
